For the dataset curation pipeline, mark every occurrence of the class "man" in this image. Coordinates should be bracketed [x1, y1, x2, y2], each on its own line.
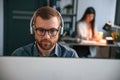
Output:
[12, 6, 78, 57]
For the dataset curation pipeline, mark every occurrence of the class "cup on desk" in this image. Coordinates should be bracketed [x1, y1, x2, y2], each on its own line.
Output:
[97, 32, 103, 41]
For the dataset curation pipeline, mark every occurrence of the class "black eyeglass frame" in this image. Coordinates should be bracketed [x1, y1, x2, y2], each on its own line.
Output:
[34, 27, 60, 37]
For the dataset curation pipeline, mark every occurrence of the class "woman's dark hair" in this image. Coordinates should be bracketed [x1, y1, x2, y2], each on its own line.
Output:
[78, 7, 96, 37]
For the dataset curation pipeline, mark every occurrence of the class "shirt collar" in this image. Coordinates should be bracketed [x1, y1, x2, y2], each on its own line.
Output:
[54, 43, 61, 57]
[33, 43, 40, 56]
[33, 42, 60, 57]
[49, 43, 61, 57]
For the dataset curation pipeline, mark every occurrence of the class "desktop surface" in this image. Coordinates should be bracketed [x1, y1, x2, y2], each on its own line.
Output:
[60, 37, 116, 47]
[0, 57, 120, 80]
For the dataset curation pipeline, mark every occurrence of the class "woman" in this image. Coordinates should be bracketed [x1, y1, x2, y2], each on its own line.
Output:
[76, 7, 98, 57]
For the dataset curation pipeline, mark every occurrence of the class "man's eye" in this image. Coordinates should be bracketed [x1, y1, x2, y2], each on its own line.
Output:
[49, 29, 56, 33]
[38, 28, 45, 32]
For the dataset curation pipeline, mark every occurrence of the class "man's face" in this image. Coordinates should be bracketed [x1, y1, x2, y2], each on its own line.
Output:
[34, 16, 60, 50]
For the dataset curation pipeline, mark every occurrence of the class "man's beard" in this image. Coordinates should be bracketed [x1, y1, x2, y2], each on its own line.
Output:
[37, 39, 54, 50]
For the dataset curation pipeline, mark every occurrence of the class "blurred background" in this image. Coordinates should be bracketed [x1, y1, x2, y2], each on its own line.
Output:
[0, 0, 120, 56]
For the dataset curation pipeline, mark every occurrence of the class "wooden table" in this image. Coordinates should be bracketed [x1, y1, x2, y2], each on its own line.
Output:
[60, 37, 117, 58]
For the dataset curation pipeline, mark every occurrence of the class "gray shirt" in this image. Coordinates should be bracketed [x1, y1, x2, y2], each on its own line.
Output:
[11, 42, 78, 58]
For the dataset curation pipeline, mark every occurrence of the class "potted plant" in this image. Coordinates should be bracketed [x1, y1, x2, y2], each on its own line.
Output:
[111, 32, 119, 41]
[64, 4, 73, 14]
[116, 33, 120, 41]
[116, 33, 120, 47]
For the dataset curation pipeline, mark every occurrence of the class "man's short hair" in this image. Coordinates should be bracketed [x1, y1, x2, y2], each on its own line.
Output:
[33, 6, 61, 24]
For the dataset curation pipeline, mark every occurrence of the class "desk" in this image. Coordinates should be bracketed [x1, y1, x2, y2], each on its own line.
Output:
[60, 37, 117, 58]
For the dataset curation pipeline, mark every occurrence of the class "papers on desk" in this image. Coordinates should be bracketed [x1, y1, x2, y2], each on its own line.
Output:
[81, 39, 106, 44]
[81, 40, 97, 44]
[100, 39, 107, 43]
[80, 39, 107, 46]
[61, 37, 107, 46]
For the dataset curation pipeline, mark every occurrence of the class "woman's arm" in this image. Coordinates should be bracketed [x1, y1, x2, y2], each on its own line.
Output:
[77, 22, 87, 40]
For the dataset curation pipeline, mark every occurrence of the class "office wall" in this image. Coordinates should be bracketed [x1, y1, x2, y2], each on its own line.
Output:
[0, 0, 3, 55]
[77, 0, 116, 31]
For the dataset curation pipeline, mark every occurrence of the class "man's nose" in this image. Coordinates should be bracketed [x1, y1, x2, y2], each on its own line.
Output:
[43, 31, 50, 39]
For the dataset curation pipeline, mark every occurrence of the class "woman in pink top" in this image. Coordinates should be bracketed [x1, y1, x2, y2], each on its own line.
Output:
[75, 7, 98, 57]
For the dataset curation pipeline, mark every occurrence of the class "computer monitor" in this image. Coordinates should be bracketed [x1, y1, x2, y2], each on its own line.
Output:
[0, 57, 120, 80]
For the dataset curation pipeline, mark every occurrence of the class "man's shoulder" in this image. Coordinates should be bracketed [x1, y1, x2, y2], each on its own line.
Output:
[58, 43, 74, 51]
[57, 43, 78, 57]
[11, 43, 34, 56]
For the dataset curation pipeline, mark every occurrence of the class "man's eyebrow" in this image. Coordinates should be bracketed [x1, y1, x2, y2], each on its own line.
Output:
[35, 27, 58, 30]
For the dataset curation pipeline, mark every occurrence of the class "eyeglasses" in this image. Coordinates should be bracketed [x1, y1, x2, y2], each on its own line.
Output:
[34, 27, 59, 37]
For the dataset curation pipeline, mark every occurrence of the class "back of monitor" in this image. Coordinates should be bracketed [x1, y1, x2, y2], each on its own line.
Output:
[0, 57, 120, 80]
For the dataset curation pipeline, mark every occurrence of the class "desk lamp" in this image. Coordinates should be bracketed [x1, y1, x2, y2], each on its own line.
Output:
[103, 22, 114, 44]
[103, 21, 112, 31]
